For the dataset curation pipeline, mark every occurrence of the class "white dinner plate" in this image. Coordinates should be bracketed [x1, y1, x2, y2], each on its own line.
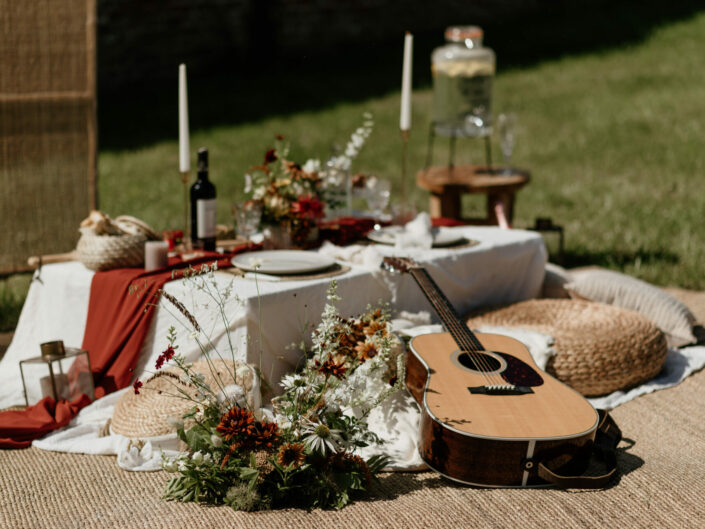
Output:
[367, 226, 467, 247]
[231, 250, 336, 275]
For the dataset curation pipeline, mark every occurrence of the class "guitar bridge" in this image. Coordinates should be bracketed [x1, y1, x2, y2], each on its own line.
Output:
[468, 385, 534, 395]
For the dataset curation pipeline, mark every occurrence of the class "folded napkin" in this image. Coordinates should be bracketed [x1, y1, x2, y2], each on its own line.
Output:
[395, 212, 434, 250]
[317, 241, 384, 272]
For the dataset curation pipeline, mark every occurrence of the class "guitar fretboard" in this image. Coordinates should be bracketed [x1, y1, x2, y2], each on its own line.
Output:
[409, 267, 484, 353]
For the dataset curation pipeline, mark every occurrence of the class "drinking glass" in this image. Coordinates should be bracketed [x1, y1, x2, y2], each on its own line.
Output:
[365, 177, 391, 219]
[497, 113, 517, 172]
[232, 201, 262, 241]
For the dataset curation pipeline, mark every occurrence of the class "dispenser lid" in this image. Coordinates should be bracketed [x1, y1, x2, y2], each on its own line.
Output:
[445, 25, 483, 42]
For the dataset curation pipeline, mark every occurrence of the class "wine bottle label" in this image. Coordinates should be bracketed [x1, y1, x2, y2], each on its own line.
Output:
[196, 198, 217, 238]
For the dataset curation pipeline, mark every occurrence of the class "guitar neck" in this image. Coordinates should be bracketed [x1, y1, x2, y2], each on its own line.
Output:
[408, 267, 483, 353]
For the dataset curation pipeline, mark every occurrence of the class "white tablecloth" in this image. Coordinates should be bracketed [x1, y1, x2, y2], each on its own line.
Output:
[0, 227, 546, 409]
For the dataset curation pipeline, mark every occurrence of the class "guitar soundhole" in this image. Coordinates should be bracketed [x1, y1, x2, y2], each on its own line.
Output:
[456, 351, 503, 373]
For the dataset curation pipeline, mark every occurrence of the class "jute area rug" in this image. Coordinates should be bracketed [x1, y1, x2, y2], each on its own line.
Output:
[1, 291, 705, 529]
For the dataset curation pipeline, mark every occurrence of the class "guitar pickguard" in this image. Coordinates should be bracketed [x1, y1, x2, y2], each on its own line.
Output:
[497, 352, 544, 387]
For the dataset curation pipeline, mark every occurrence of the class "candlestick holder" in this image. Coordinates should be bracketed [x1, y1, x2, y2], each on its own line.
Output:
[395, 129, 415, 224]
[180, 170, 192, 251]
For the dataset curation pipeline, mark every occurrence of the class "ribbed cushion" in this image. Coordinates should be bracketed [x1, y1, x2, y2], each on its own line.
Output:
[564, 269, 696, 348]
[541, 262, 572, 299]
[466, 299, 669, 397]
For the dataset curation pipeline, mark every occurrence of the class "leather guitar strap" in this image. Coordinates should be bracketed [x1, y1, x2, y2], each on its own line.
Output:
[537, 409, 622, 489]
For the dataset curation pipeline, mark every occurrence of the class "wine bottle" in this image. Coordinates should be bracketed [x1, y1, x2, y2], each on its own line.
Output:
[190, 147, 217, 251]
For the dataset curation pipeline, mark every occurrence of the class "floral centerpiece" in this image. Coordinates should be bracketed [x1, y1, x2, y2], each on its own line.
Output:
[245, 114, 374, 247]
[135, 264, 404, 511]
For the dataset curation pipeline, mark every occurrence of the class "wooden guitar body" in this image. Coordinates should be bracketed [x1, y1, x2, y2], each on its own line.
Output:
[407, 331, 599, 487]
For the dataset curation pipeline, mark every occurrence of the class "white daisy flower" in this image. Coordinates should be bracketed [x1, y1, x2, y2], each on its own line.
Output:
[302, 158, 321, 173]
[280, 374, 307, 396]
[302, 421, 343, 454]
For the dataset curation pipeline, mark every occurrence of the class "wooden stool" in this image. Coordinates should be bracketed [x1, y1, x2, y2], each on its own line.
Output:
[417, 165, 530, 225]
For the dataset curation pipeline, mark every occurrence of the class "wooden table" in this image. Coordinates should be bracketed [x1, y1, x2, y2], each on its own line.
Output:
[417, 165, 530, 225]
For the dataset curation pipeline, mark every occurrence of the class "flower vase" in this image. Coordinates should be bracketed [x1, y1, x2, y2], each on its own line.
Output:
[263, 221, 319, 250]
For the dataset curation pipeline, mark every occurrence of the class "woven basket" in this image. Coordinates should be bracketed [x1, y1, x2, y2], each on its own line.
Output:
[75, 229, 147, 270]
[465, 299, 668, 397]
[111, 359, 257, 439]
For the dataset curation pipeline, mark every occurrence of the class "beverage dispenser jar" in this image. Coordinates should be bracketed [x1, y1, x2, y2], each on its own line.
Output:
[432, 26, 495, 137]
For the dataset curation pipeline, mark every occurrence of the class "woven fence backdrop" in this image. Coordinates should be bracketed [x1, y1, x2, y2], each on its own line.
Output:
[0, 0, 97, 274]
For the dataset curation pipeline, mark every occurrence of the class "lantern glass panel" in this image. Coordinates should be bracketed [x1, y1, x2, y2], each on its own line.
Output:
[19, 349, 95, 407]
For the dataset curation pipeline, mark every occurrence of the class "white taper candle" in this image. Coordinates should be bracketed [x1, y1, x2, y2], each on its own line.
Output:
[400, 32, 413, 131]
[179, 63, 190, 172]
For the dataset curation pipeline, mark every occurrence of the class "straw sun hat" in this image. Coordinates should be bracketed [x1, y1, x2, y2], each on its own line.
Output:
[111, 359, 258, 439]
[465, 299, 668, 397]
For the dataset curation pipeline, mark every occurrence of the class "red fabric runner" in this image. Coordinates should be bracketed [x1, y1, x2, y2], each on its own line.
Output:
[318, 216, 468, 246]
[0, 246, 255, 448]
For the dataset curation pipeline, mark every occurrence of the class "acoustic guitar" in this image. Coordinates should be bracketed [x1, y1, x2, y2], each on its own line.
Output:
[382, 257, 600, 487]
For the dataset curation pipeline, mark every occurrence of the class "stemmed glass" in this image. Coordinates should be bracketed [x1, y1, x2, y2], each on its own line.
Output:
[365, 177, 391, 220]
[232, 201, 262, 242]
[497, 113, 517, 174]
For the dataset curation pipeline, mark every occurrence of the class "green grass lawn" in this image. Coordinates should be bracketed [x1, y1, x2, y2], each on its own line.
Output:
[2, 5, 705, 331]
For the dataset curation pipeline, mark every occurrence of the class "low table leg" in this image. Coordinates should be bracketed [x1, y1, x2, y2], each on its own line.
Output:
[430, 190, 462, 219]
[487, 191, 516, 227]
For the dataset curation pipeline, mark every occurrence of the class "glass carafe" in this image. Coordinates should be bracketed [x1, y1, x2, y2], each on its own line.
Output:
[432, 26, 495, 137]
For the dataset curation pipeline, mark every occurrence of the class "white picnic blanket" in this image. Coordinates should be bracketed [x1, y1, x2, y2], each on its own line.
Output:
[31, 321, 705, 472]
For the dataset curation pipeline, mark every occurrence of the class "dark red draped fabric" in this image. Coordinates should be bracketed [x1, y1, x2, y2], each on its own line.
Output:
[318, 216, 468, 246]
[0, 246, 256, 448]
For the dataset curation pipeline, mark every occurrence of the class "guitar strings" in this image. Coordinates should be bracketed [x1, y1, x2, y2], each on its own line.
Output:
[387, 260, 502, 386]
[412, 270, 486, 357]
[411, 269, 505, 386]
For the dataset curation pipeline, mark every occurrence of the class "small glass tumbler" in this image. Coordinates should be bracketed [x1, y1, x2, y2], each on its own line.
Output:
[497, 113, 517, 173]
[365, 177, 391, 219]
[233, 201, 263, 241]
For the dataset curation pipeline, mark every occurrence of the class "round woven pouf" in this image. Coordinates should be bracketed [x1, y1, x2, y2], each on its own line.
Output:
[111, 359, 257, 438]
[465, 299, 668, 397]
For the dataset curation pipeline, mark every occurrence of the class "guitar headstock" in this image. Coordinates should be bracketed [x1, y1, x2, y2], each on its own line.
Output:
[381, 256, 420, 274]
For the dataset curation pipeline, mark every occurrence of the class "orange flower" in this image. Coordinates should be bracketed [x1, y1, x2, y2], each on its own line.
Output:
[327, 452, 372, 485]
[249, 420, 280, 449]
[355, 341, 378, 361]
[277, 442, 306, 468]
[216, 406, 255, 442]
[316, 358, 347, 379]
[363, 320, 385, 336]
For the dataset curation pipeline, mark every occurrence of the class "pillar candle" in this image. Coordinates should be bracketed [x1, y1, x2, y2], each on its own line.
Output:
[400, 32, 414, 131]
[145, 241, 170, 272]
[179, 64, 190, 173]
[40, 373, 70, 401]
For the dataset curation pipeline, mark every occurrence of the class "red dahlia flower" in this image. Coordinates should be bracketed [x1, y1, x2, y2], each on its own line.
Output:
[291, 195, 325, 220]
[264, 149, 277, 164]
[155, 345, 176, 370]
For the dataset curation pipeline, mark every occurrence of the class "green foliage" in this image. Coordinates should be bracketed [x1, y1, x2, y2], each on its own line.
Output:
[0, 274, 32, 333]
[160, 280, 395, 511]
[95, 12, 705, 292]
[5, 11, 704, 330]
